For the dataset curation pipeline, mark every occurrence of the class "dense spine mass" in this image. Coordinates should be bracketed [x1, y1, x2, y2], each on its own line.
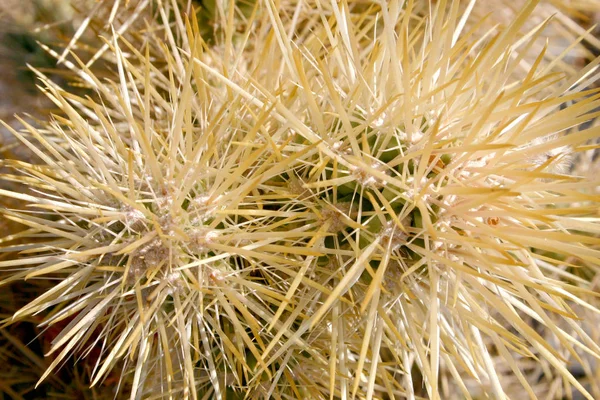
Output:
[1, 0, 600, 399]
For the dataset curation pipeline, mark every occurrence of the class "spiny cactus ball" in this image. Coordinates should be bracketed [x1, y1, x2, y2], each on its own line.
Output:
[1, 1, 600, 399]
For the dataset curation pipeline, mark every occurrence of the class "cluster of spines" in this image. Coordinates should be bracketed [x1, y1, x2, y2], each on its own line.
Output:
[0, 0, 599, 399]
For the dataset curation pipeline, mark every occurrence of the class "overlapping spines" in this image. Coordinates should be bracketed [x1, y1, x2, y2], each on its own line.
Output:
[0, 1, 599, 399]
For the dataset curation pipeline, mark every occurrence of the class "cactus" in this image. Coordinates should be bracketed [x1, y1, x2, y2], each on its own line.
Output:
[1, 0, 600, 399]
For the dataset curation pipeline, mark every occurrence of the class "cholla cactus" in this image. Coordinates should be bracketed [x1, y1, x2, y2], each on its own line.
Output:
[1, 0, 600, 399]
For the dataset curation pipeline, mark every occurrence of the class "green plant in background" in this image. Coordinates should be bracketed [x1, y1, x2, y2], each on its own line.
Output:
[0, 0, 80, 92]
[1, 0, 600, 399]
